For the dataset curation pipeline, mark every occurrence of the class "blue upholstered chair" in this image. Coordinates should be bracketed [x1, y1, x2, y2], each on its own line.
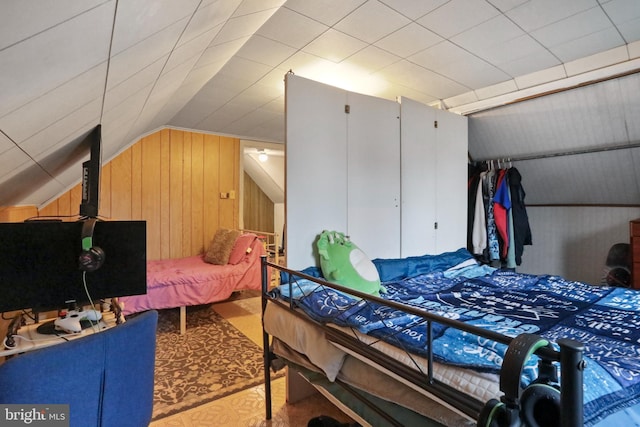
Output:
[0, 310, 158, 427]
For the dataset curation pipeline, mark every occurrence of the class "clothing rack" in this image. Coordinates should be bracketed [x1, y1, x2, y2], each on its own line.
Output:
[473, 140, 640, 164]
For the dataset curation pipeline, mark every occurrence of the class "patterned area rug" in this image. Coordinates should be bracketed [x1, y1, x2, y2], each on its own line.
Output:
[151, 303, 275, 421]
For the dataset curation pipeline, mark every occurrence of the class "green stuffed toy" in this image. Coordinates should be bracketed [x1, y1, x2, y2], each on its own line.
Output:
[317, 230, 383, 297]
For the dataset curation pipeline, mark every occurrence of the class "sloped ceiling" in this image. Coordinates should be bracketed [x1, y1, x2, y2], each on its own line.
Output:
[1, 0, 639, 208]
[468, 72, 640, 205]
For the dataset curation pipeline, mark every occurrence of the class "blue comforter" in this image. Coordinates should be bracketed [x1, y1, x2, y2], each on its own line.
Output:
[277, 249, 640, 425]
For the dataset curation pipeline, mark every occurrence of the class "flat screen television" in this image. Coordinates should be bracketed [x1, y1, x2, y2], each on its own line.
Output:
[79, 125, 101, 218]
[0, 220, 147, 314]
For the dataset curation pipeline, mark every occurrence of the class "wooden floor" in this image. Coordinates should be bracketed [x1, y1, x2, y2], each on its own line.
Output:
[149, 295, 353, 427]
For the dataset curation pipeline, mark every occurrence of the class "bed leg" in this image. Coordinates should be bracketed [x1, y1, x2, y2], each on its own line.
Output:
[261, 255, 273, 420]
[558, 338, 585, 427]
[180, 306, 186, 335]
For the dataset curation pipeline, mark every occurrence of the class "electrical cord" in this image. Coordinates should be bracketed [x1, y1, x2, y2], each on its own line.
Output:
[81, 271, 101, 334]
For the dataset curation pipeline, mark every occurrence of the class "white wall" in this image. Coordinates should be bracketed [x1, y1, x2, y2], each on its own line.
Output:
[518, 206, 640, 284]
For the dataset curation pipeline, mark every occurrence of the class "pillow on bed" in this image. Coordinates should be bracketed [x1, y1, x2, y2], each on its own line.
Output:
[228, 233, 258, 264]
[317, 230, 382, 296]
[204, 228, 241, 265]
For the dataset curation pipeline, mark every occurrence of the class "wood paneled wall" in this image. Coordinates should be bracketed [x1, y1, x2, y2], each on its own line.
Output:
[243, 172, 274, 233]
[0, 206, 38, 222]
[39, 129, 240, 260]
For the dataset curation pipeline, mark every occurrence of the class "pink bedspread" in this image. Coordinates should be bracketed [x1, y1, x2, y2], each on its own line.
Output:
[119, 238, 265, 315]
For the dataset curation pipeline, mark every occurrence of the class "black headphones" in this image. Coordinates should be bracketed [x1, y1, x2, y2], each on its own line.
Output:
[78, 218, 105, 272]
[477, 334, 561, 427]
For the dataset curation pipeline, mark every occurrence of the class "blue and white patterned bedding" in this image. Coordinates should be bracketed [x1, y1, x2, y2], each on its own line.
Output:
[276, 249, 640, 426]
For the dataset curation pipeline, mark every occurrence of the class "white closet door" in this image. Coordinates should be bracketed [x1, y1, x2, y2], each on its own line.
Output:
[285, 74, 348, 269]
[435, 109, 468, 252]
[346, 91, 401, 260]
[399, 97, 437, 256]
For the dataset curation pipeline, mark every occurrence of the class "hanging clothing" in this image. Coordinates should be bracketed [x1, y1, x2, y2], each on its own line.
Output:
[493, 169, 511, 260]
[505, 181, 517, 269]
[483, 170, 500, 262]
[507, 167, 532, 266]
[467, 164, 532, 267]
[472, 171, 487, 255]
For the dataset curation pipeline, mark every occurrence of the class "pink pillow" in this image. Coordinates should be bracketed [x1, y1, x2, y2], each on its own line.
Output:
[228, 233, 258, 264]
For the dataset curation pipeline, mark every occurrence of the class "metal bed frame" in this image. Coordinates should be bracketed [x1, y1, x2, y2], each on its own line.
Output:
[260, 257, 585, 426]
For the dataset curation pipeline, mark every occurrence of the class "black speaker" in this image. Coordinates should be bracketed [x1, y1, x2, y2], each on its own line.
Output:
[477, 334, 560, 427]
[78, 218, 105, 272]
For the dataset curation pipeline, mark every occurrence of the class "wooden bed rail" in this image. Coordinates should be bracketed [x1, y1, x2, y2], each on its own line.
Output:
[241, 229, 281, 285]
[260, 257, 585, 427]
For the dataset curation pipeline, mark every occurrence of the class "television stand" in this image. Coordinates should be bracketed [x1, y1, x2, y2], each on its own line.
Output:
[1, 311, 116, 359]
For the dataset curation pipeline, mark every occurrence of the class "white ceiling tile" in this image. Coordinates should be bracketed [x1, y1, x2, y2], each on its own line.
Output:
[1, 161, 63, 206]
[549, 27, 625, 62]
[417, 0, 500, 38]
[506, 0, 599, 32]
[341, 45, 402, 73]
[0, 131, 14, 153]
[474, 79, 519, 99]
[531, 7, 614, 48]
[111, 0, 200, 54]
[409, 40, 474, 71]
[218, 56, 275, 85]
[378, 0, 448, 19]
[19, 176, 67, 207]
[304, 29, 367, 63]
[0, 63, 106, 143]
[258, 96, 285, 114]
[164, 28, 216, 75]
[389, 84, 437, 104]
[442, 89, 480, 108]
[602, 0, 640, 29]
[383, 60, 468, 99]
[0, 0, 107, 51]
[253, 70, 288, 98]
[452, 15, 525, 53]
[107, 18, 187, 89]
[480, 35, 560, 73]
[178, 1, 236, 46]
[19, 100, 101, 158]
[230, 87, 279, 110]
[564, 45, 629, 76]
[103, 83, 152, 127]
[0, 147, 31, 180]
[233, 0, 283, 17]
[33, 123, 97, 165]
[214, 8, 282, 45]
[157, 60, 198, 95]
[514, 65, 567, 89]
[104, 57, 162, 114]
[496, 44, 561, 76]
[629, 40, 640, 58]
[283, 0, 366, 26]
[486, 0, 528, 13]
[236, 36, 297, 67]
[0, 2, 112, 118]
[277, 51, 337, 75]
[409, 40, 510, 87]
[195, 37, 249, 69]
[333, 0, 411, 44]
[256, 7, 328, 49]
[616, 17, 640, 42]
[375, 23, 442, 58]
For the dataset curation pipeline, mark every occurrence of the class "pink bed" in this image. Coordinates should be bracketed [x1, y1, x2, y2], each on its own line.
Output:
[118, 234, 265, 333]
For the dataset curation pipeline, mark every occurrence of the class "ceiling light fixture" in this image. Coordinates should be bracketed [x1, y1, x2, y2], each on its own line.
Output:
[258, 149, 268, 162]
